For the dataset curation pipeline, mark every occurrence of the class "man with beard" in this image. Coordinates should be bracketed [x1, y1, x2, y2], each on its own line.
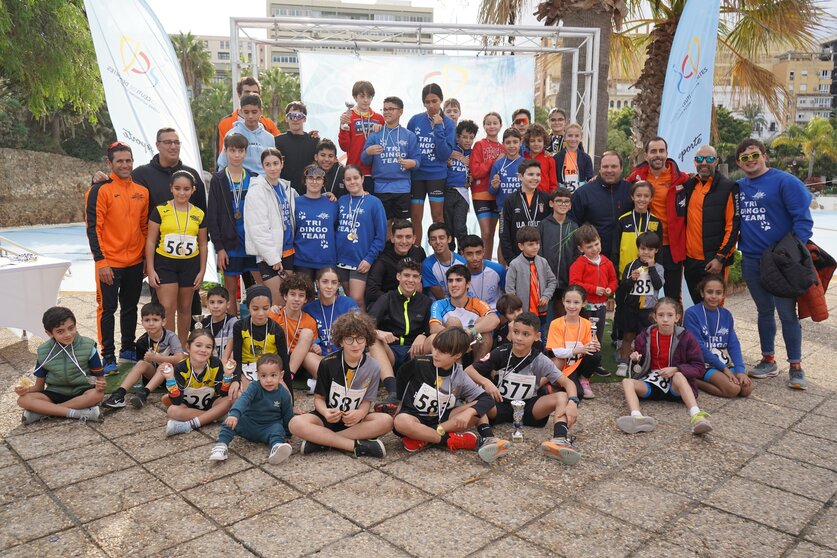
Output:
[683, 145, 740, 305]
[627, 137, 690, 301]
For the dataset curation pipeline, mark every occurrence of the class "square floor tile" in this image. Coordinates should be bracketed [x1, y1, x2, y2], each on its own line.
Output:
[267, 451, 372, 494]
[371, 499, 500, 558]
[0, 442, 19, 468]
[671, 506, 793, 558]
[469, 536, 554, 558]
[631, 540, 702, 558]
[182, 467, 300, 526]
[380, 450, 488, 495]
[93, 404, 167, 439]
[786, 542, 837, 558]
[6, 421, 101, 460]
[2, 528, 106, 558]
[738, 453, 837, 502]
[310, 531, 411, 557]
[144, 443, 250, 490]
[804, 505, 837, 550]
[114, 427, 210, 463]
[769, 431, 837, 472]
[442, 473, 555, 530]
[314, 470, 429, 528]
[794, 413, 837, 443]
[0, 494, 74, 551]
[0, 463, 44, 505]
[157, 530, 256, 557]
[584, 476, 692, 532]
[230, 498, 358, 557]
[29, 440, 128, 489]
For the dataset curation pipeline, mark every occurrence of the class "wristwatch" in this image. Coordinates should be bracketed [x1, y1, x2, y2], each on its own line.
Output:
[568, 396, 581, 406]
[436, 424, 446, 436]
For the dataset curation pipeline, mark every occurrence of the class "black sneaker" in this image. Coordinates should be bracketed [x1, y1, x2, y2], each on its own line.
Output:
[103, 390, 126, 409]
[354, 439, 386, 458]
[300, 440, 328, 456]
[594, 366, 611, 377]
[128, 390, 148, 409]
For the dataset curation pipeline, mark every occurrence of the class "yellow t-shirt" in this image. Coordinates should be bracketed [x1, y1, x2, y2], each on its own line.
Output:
[152, 202, 205, 259]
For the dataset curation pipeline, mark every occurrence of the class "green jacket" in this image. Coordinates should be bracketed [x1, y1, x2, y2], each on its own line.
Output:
[35, 335, 98, 396]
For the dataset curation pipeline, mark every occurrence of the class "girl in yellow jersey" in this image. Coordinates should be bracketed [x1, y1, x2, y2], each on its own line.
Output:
[146, 170, 207, 346]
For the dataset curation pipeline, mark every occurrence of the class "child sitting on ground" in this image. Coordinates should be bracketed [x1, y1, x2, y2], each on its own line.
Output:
[684, 275, 752, 398]
[288, 312, 392, 458]
[617, 297, 712, 436]
[546, 286, 602, 399]
[162, 329, 233, 436]
[466, 312, 581, 465]
[104, 302, 185, 410]
[17, 306, 105, 424]
[209, 353, 294, 464]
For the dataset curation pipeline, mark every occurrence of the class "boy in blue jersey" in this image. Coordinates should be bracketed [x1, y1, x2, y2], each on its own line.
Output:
[488, 128, 524, 220]
[445, 120, 478, 253]
[361, 96, 420, 229]
[217, 95, 275, 175]
[460, 235, 505, 310]
[294, 164, 339, 280]
[421, 222, 466, 300]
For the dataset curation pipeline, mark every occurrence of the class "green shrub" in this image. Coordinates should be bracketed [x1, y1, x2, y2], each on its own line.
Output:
[728, 250, 743, 286]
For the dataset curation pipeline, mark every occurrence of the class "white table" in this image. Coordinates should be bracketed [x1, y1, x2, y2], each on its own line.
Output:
[0, 256, 71, 336]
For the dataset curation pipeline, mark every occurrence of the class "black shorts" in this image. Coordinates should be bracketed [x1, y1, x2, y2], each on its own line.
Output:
[154, 253, 200, 287]
[376, 192, 411, 220]
[293, 266, 318, 281]
[393, 408, 452, 437]
[43, 385, 93, 404]
[641, 381, 682, 402]
[472, 197, 498, 219]
[309, 410, 349, 432]
[336, 266, 368, 283]
[363, 175, 375, 195]
[411, 178, 446, 203]
[258, 254, 294, 281]
[615, 306, 653, 335]
[492, 397, 550, 427]
[224, 255, 258, 276]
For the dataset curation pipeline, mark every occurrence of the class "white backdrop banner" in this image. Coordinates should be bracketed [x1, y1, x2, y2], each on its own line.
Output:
[299, 52, 536, 152]
[657, 0, 721, 173]
[84, 0, 202, 173]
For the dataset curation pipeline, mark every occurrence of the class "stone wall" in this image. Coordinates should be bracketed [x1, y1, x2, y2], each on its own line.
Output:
[0, 148, 102, 227]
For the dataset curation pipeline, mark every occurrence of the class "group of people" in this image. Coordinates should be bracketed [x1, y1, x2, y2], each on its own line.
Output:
[14, 75, 815, 467]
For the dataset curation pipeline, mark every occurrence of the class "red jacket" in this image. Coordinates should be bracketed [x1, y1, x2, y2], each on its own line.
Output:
[569, 254, 618, 304]
[526, 151, 558, 193]
[798, 241, 834, 322]
[338, 109, 385, 175]
[627, 159, 690, 263]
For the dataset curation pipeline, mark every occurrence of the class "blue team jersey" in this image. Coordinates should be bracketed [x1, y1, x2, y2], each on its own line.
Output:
[422, 252, 467, 297]
[294, 196, 338, 269]
[488, 156, 523, 212]
[302, 296, 359, 356]
[468, 260, 506, 309]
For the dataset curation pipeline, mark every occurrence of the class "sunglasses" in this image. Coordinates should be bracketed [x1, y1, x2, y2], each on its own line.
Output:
[109, 141, 129, 149]
[694, 155, 716, 164]
[514, 118, 529, 125]
[737, 152, 762, 163]
[159, 140, 181, 146]
[286, 111, 306, 121]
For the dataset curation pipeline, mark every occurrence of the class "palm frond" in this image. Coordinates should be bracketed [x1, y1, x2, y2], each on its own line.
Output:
[722, 47, 788, 124]
[478, 0, 525, 25]
[609, 31, 649, 83]
[722, 0, 827, 57]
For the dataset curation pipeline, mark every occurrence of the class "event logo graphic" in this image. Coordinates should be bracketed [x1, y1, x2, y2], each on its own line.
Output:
[119, 35, 159, 87]
[673, 37, 701, 94]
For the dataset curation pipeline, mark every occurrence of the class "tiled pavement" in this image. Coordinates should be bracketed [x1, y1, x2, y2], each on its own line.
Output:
[0, 287, 835, 557]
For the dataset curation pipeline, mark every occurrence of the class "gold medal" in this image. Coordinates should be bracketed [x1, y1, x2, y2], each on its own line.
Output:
[234, 210, 242, 220]
[347, 232, 355, 241]
[436, 425, 446, 436]
[177, 245, 186, 256]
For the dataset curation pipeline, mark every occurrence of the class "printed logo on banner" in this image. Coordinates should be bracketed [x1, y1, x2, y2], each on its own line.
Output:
[119, 36, 159, 87]
[674, 37, 701, 94]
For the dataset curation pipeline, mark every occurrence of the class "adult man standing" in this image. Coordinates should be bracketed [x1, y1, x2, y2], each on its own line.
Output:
[569, 151, 633, 263]
[627, 137, 690, 301]
[132, 128, 206, 212]
[216, 76, 280, 155]
[736, 139, 813, 390]
[683, 145, 740, 305]
[85, 143, 149, 372]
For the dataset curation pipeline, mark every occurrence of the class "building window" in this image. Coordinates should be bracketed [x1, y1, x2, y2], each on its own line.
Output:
[800, 84, 807, 92]
[272, 54, 298, 64]
[220, 40, 229, 50]
[822, 70, 830, 79]
[801, 69, 808, 77]
[609, 100, 614, 108]
[218, 52, 230, 60]
[789, 71, 794, 81]
[820, 84, 829, 92]
[769, 122, 776, 132]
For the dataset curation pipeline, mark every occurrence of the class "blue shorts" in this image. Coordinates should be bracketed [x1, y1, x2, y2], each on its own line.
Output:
[703, 368, 720, 381]
[641, 381, 681, 402]
[389, 343, 411, 370]
[224, 255, 258, 277]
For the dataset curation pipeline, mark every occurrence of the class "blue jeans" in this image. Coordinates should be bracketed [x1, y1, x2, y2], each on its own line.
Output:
[741, 255, 802, 363]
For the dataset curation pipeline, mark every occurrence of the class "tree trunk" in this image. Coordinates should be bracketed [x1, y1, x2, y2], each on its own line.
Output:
[554, 4, 611, 163]
[808, 149, 815, 179]
[633, 18, 678, 152]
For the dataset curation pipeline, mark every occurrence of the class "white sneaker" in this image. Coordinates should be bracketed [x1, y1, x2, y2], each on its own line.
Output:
[616, 363, 629, 377]
[21, 410, 47, 425]
[77, 406, 102, 423]
[165, 419, 193, 437]
[306, 378, 317, 395]
[209, 443, 229, 461]
[268, 442, 293, 464]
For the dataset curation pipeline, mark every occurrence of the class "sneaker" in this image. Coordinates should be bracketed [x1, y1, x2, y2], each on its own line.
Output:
[580, 378, 595, 399]
[446, 432, 478, 453]
[401, 437, 428, 452]
[615, 363, 629, 378]
[77, 406, 102, 423]
[21, 410, 47, 425]
[268, 442, 293, 464]
[616, 414, 657, 434]
[165, 419, 193, 437]
[354, 439, 386, 458]
[209, 443, 229, 461]
[103, 390, 126, 409]
[748, 359, 778, 379]
[300, 440, 328, 455]
[118, 349, 138, 363]
[787, 368, 808, 391]
[373, 392, 400, 415]
[594, 366, 610, 377]
[161, 394, 172, 407]
[477, 436, 510, 463]
[128, 390, 148, 409]
[103, 358, 118, 376]
[690, 411, 713, 435]
[541, 437, 582, 465]
[306, 378, 317, 395]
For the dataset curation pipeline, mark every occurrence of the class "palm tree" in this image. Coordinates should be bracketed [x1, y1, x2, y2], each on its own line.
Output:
[171, 32, 214, 98]
[191, 81, 232, 170]
[741, 103, 768, 136]
[258, 68, 301, 128]
[479, 0, 826, 150]
[771, 117, 837, 179]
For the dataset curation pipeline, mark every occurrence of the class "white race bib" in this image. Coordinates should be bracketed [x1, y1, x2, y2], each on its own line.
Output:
[412, 382, 456, 416]
[564, 341, 580, 366]
[710, 347, 731, 368]
[182, 386, 215, 410]
[643, 369, 671, 393]
[630, 270, 653, 296]
[241, 362, 257, 381]
[162, 233, 197, 257]
[328, 381, 366, 412]
[498, 371, 537, 400]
